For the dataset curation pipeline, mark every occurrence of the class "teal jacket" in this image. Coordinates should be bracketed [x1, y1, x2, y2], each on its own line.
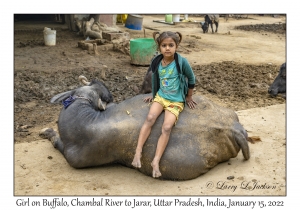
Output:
[150, 52, 196, 105]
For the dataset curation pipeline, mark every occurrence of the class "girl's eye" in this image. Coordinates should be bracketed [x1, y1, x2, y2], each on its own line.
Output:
[161, 44, 175, 48]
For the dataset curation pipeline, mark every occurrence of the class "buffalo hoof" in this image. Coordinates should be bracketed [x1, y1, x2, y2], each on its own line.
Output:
[39, 128, 59, 148]
[39, 128, 55, 139]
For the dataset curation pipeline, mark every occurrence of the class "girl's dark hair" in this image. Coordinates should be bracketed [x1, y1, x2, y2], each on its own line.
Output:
[153, 31, 182, 51]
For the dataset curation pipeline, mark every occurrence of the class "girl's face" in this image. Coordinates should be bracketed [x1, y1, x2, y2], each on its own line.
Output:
[159, 37, 178, 59]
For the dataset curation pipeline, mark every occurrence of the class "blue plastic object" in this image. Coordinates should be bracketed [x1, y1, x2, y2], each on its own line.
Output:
[125, 14, 143, 30]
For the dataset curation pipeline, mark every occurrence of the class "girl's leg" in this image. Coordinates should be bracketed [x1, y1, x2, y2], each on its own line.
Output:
[151, 110, 177, 178]
[132, 102, 163, 168]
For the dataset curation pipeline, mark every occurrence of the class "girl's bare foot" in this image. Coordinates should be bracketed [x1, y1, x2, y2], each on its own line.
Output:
[151, 160, 162, 178]
[131, 153, 142, 168]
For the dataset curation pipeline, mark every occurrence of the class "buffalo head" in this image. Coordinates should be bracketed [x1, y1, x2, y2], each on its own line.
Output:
[51, 75, 113, 110]
[200, 21, 209, 33]
[268, 63, 286, 98]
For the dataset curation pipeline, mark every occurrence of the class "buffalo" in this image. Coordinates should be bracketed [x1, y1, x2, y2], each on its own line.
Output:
[268, 62, 286, 98]
[40, 75, 251, 180]
[139, 66, 152, 94]
[200, 15, 219, 34]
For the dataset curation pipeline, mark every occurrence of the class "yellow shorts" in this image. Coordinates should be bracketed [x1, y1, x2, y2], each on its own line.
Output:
[153, 94, 184, 123]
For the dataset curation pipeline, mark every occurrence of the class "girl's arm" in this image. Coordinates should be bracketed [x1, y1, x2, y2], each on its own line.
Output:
[182, 57, 196, 87]
[182, 57, 197, 109]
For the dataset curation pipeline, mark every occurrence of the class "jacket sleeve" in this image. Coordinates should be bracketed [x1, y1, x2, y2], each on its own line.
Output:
[151, 71, 157, 99]
[182, 57, 196, 88]
[150, 54, 164, 98]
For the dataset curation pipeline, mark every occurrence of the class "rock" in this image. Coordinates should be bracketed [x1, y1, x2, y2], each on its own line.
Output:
[227, 176, 235, 180]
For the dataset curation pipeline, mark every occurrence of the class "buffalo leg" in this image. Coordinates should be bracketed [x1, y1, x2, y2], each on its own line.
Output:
[39, 128, 65, 154]
[235, 133, 250, 160]
[232, 123, 250, 160]
[211, 23, 214, 33]
[215, 22, 219, 33]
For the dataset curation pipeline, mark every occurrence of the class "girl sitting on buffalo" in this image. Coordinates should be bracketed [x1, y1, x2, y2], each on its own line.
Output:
[131, 31, 197, 178]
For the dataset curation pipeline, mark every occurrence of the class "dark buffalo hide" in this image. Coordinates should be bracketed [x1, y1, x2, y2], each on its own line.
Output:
[40, 77, 250, 180]
[268, 62, 286, 98]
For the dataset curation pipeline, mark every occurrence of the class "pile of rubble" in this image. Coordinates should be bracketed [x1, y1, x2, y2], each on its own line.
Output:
[75, 17, 130, 55]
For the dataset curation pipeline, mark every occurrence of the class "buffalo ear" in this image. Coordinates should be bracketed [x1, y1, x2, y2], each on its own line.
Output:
[50, 90, 76, 104]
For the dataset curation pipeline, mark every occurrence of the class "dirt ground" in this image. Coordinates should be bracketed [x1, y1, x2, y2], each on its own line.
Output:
[14, 14, 286, 196]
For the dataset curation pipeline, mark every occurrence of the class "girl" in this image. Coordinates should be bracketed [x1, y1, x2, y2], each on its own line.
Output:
[132, 31, 197, 178]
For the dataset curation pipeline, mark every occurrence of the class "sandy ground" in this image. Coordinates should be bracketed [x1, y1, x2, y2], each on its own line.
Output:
[10, 13, 288, 204]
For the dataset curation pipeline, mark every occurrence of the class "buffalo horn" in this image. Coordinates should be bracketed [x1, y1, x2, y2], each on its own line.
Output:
[98, 98, 107, 111]
[78, 75, 90, 85]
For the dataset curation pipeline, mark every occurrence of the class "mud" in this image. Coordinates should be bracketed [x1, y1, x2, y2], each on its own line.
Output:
[235, 23, 286, 34]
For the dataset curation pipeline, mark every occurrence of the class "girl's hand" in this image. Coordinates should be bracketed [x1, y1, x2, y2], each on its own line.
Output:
[186, 95, 197, 109]
[143, 96, 153, 103]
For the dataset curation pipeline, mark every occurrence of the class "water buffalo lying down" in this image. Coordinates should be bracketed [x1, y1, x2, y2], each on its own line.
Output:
[268, 62, 286, 98]
[40, 75, 250, 180]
